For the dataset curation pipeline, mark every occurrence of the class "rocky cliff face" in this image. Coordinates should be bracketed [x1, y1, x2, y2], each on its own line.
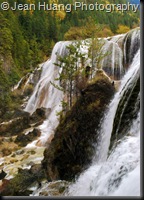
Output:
[42, 70, 115, 181]
[110, 76, 140, 148]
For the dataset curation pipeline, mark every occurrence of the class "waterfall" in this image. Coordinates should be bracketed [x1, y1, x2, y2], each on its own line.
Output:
[97, 49, 140, 162]
[25, 41, 70, 114]
[24, 29, 139, 146]
[123, 28, 140, 68]
[22, 28, 140, 195]
[101, 39, 123, 79]
[24, 41, 70, 145]
[66, 49, 140, 196]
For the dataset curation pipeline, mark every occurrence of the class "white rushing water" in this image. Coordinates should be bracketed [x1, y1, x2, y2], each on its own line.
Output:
[97, 49, 140, 162]
[123, 28, 140, 67]
[66, 49, 140, 197]
[25, 41, 70, 145]
[101, 39, 123, 79]
[67, 130, 140, 196]
[23, 28, 140, 196]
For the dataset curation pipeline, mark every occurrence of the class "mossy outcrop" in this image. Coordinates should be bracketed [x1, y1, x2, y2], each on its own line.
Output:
[0, 111, 30, 137]
[15, 128, 41, 147]
[42, 70, 115, 181]
[0, 107, 49, 153]
[0, 108, 47, 137]
[0, 164, 46, 196]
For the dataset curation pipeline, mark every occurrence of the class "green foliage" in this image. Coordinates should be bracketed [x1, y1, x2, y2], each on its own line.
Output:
[0, 0, 140, 118]
[85, 19, 106, 76]
[52, 41, 86, 109]
[0, 65, 11, 115]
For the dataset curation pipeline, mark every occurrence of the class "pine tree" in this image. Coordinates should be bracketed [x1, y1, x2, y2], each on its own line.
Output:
[85, 17, 110, 78]
[51, 41, 86, 109]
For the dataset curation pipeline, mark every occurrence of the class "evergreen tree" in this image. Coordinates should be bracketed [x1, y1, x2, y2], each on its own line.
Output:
[51, 41, 86, 109]
[85, 17, 110, 78]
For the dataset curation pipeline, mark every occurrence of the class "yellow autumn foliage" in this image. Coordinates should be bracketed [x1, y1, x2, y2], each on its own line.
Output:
[56, 11, 66, 20]
[116, 25, 130, 34]
[64, 24, 114, 40]
[97, 26, 114, 37]
[64, 27, 87, 40]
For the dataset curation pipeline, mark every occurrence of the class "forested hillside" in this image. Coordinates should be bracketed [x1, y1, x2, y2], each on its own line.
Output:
[0, 0, 140, 117]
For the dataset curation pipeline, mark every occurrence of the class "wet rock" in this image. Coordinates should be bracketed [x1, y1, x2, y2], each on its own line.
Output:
[0, 179, 9, 194]
[15, 149, 25, 155]
[30, 66, 42, 87]
[123, 27, 140, 68]
[110, 76, 140, 149]
[42, 70, 115, 181]
[36, 131, 53, 147]
[27, 161, 35, 166]
[0, 164, 46, 196]
[12, 66, 42, 97]
[15, 128, 41, 147]
[0, 108, 47, 137]
[28, 150, 36, 155]
[29, 107, 48, 125]
[0, 110, 30, 137]
[48, 180, 69, 194]
[0, 170, 7, 180]
[0, 143, 20, 157]
[21, 154, 29, 161]
[9, 158, 19, 164]
[36, 180, 70, 196]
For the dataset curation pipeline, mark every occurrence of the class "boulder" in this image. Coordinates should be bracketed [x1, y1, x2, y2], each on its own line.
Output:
[29, 107, 48, 125]
[0, 164, 46, 196]
[38, 180, 70, 196]
[15, 128, 41, 147]
[0, 170, 7, 180]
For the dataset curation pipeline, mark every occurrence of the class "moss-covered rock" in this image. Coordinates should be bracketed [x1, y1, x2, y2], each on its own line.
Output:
[0, 111, 30, 137]
[15, 128, 41, 147]
[37, 180, 70, 196]
[29, 107, 47, 125]
[0, 107, 47, 137]
[0, 164, 46, 196]
[42, 70, 115, 181]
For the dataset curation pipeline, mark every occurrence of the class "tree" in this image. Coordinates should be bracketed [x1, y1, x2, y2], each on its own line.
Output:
[85, 17, 111, 78]
[51, 41, 86, 110]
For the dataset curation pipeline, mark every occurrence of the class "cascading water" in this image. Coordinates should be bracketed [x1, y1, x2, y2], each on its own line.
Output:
[24, 41, 70, 145]
[22, 28, 140, 196]
[123, 28, 140, 68]
[97, 49, 140, 162]
[25, 41, 71, 114]
[66, 48, 140, 196]
[101, 38, 124, 80]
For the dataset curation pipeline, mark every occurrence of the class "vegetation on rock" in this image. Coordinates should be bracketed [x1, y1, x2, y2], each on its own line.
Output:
[42, 70, 115, 181]
[0, 164, 46, 196]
